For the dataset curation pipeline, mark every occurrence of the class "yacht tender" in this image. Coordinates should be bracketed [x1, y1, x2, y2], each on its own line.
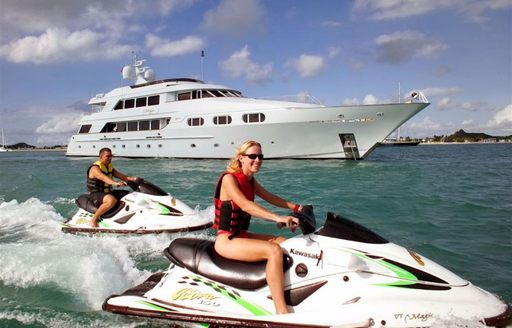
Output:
[66, 57, 429, 159]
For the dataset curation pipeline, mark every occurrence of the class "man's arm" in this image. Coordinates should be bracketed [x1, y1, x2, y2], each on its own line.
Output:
[112, 168, 137, 182]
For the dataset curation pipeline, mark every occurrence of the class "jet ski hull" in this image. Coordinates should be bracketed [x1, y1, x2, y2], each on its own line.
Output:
[62, 180, 213, 235]
[103, 210, 511, 327]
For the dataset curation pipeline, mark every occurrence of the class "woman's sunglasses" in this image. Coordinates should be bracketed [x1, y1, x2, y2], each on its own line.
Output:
[243, 153, 264, 160]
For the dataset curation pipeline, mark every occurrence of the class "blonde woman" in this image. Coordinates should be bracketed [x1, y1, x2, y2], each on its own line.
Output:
[213, 140, 301, 314]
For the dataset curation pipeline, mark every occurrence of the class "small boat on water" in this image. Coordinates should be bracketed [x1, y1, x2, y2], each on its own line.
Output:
[66, 56, 430, 160]
[0, 128, 10, 152]
[379, 139, 420, 147]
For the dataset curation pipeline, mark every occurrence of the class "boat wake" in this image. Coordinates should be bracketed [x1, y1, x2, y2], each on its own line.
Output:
[0, 198, 211, 311]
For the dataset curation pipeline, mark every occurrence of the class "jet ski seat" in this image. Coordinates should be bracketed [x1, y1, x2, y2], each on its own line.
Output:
[75, 191, 128, 219]
[164, 237, 293, 290]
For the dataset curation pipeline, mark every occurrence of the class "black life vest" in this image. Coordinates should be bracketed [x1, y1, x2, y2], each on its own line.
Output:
[87, 161, 114, 193]
[213, 172, 255, 238]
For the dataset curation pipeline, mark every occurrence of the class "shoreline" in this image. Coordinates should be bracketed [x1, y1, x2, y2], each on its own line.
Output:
[419, 141, 512, 145]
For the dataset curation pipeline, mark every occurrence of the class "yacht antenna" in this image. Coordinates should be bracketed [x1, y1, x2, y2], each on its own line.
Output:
[200, 50, 205, 80]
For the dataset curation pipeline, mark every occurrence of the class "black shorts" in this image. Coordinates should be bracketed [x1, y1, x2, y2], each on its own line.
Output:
[89, 190, 129, 206]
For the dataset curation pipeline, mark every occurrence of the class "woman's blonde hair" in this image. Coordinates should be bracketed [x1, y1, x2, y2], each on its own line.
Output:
[226, 140, 262, 173]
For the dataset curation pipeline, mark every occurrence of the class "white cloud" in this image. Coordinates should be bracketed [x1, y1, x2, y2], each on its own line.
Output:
[487, 104, 512, 133]
[353, 0, 448, 20]
[322, 21, 344, 28]
[200, 0, 265, 36]
[286, 54, 325, 78]
[437, 97, 452, 110]
[219, 46, 272, 84]
[342, 94, 382, 105]
[36, 113, 83, 134]
[461, 101, 486, 112]
[342, 98, 360, 106]
[419, 87, 462, 98]
[0, 28, 132, 64]
[362, 94, 379, 105]
[407, 116, 454, 136]
[375, 30, 447, 64]
[145, 34, 204, 57]
[352, 0, 512, 22]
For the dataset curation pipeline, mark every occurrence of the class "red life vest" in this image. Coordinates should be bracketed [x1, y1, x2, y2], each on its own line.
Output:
[213, 171, 255, 238]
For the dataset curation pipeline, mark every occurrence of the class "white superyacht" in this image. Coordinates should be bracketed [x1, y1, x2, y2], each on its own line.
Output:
[66, 57, 429, 159]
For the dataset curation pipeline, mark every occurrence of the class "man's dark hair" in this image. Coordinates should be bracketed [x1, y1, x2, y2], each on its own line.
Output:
[99, 147, 112, 155]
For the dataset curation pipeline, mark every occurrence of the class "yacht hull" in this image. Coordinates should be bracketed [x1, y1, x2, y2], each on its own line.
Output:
[66, 102, 428, 159]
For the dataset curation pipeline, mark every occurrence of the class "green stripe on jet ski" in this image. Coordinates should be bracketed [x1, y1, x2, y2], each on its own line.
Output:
[192, 275, 272, 316]
[157, 203, 171, 214]
[373, 259, 417, 286]
[136, 300, 173, 312]
[353, 253, 417, 287]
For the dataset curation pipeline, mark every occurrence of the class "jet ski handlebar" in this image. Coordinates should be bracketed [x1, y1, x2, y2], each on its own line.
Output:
[277, 204, 317, 235]
[126, 178, 169, 196]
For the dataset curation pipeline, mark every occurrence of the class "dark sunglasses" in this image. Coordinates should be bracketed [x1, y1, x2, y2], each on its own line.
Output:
[243, 153, 264, 160]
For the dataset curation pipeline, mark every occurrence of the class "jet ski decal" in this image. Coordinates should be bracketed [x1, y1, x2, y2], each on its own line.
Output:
[135, 300, 173, 312]
[359, 254, 451, 290]
[180, 275, 272, 316]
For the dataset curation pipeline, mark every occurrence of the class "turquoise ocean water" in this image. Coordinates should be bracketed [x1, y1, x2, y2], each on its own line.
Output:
[0, 144, 511, 327]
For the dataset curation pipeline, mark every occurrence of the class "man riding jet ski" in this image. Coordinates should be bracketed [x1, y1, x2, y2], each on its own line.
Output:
[62, 178, 213, 234]
[103, 206, 511, 327]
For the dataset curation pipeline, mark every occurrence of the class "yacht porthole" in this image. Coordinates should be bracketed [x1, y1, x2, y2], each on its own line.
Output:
[191, 144, 196, 148]
[92, 145, 96, 149]
[158, 144, 162, 148]
[214, 143, 219, 147]
[78, 145, 81, 149]
[136, 144, 140, 148]
[122, 145, 125, 148]
[112, 145, 116, 148]
[147, 144, 151, 148]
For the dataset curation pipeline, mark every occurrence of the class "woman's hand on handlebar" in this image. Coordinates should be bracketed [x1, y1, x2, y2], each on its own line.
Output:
[276, 215, 299, 232]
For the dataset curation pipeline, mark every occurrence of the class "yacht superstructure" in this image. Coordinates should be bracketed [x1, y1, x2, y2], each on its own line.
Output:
[66, 58, 429, 159]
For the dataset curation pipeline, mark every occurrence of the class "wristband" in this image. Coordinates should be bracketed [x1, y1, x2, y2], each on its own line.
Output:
[293, 204, 301, 212]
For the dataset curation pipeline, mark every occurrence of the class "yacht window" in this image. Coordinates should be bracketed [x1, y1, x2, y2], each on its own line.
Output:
[124, 99, 135, 109]
[202, 90, 214, 98]
[101, 122, 116, 133]
[178, 92, 191, 101]
[192, 90, 200, 99]
[114, 101, 123, 110]
[210, 90, 224, 97]
[150, 120, 159, 130]
[148, 95, 160, 106]
[139, 120, 150, 131]
[242, 113, 266, 123]
[128, 121, 138, 131]
[78, 124, 92, 134]
[161, 118, 170, 129]
[136, 97, 147, 107]
[116, 122, 126, 132]
[187, 117, 204, 126]
[213, 115, 232, 125]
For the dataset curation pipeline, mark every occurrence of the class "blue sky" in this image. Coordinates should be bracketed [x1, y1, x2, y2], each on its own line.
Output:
[0, 0, 511, 146]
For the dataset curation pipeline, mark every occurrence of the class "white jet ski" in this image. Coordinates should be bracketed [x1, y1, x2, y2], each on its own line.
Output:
[103, 206, 511, 327]
[62, 178, 213, 234]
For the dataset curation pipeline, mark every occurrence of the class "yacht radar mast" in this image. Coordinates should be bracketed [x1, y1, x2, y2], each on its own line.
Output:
[121, 53, 155, 85]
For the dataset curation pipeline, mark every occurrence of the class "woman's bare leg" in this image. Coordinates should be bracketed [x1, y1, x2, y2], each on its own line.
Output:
[215, 234, 289, 314]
